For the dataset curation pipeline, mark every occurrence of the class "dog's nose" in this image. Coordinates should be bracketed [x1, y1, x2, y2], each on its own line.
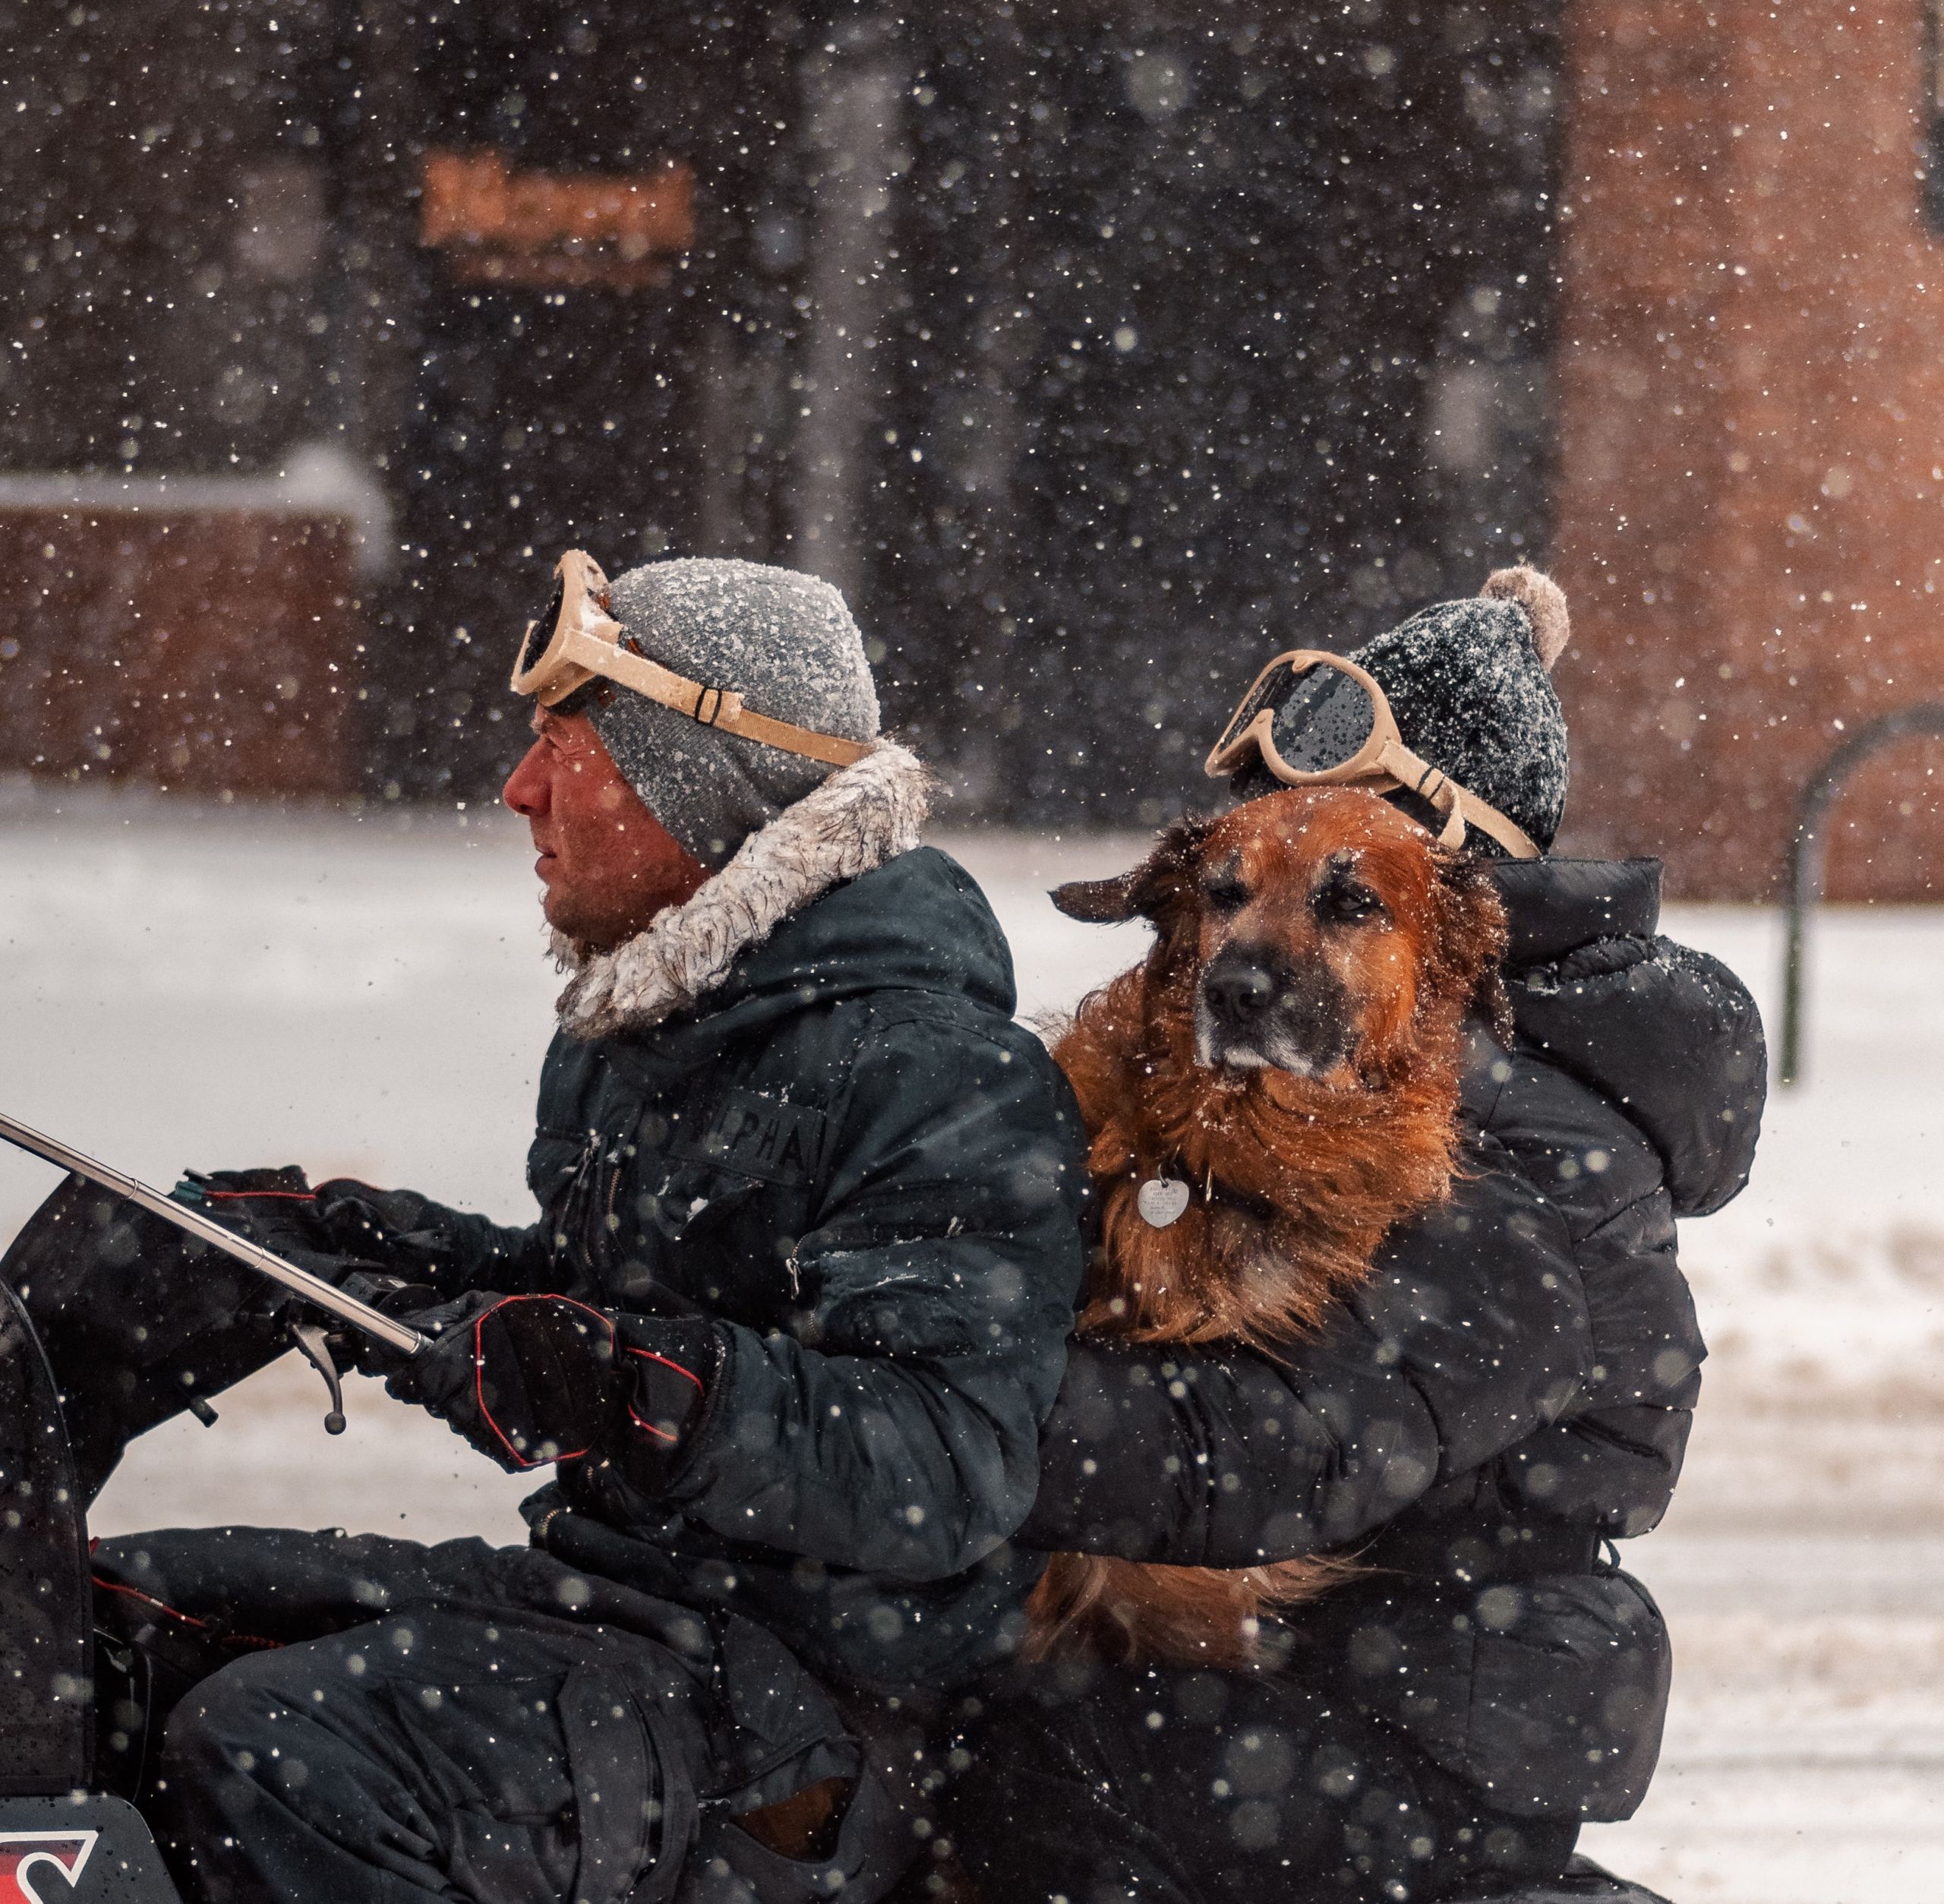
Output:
[1203, 958, 1278, 1022]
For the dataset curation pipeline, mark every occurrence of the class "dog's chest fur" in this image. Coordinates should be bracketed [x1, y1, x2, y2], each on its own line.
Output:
[1024, 961, 1472, 1666]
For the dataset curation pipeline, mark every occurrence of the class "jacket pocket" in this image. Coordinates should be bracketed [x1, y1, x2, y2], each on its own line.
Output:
[683, 1763, 907, 1904]
[380, 1672, 584, 1897]
[1331, 1567, 1671, 1822]
[636, 1159, 764, 1248]
[1465, 1568, 1669, 1820]
[384, 1663, 693, 1904]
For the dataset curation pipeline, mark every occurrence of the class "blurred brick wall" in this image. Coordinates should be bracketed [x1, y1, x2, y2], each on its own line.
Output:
[1554, 0, 1944, 900]
[0, 510, 360, 797]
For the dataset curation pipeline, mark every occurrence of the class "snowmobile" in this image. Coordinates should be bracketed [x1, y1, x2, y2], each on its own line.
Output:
[0, 1115, 421, 1904]
[0, 1122, 1671, 1904]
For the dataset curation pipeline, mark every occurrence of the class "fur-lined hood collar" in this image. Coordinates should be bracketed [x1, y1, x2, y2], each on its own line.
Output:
[552, 740, 934, 1040]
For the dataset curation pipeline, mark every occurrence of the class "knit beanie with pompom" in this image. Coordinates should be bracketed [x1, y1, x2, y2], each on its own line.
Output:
[1231, 565, 1572, 853]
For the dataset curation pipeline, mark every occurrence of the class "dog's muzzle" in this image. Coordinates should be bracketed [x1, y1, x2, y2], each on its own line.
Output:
[1195, 944, 1355, 1078]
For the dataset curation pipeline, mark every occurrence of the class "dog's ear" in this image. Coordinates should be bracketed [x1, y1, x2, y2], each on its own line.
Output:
[1429, 849, 1514, 1047]
[1050, 877, 1144, 924]
[1052, 816, 1213, 925]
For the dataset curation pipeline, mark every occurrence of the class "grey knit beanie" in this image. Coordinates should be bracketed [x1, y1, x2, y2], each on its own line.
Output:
[1232, 567, 1572, 852]
[579, 557, 881, 869]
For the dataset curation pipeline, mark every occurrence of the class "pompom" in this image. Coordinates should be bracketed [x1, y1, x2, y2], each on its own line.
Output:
[1480, 565, 1570, 671]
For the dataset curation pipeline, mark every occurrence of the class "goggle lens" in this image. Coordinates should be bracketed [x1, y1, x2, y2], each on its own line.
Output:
[1212, 664, 1289, 760]
[516, 577, 566, 683]
[1269, 665, 1377, 772]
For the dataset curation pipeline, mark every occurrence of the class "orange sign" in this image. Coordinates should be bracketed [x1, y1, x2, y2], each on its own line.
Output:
[419, 149, 694, 289]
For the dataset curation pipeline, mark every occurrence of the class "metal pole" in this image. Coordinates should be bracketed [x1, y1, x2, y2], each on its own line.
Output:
[1778, 766, 1835, 1089]
[1778, 857, 1809, 1088]
[0, 1110, 423, 1354]
[1777, 703, 1944, 1087]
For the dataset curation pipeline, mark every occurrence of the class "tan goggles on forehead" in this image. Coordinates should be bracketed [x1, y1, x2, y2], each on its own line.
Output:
[510, 550, 872, 769]
[1205, 649, 1540, 859]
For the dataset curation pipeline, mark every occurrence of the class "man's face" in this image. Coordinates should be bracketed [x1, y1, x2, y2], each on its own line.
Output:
[502, 707, 708, 950]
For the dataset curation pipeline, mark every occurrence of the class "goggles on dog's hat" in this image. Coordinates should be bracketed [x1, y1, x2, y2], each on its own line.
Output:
[511, 549, 871, 768]
[1204, 649, 1541, 859]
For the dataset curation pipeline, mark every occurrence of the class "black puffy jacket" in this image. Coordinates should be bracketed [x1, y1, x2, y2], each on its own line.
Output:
[1020, 857, 1765, 1821]
[427, 845, 1090, 1697]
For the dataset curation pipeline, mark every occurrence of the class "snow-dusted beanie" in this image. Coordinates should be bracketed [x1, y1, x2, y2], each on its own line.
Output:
[582, 557, 882, 870]
[1233, 566, 1573, 853]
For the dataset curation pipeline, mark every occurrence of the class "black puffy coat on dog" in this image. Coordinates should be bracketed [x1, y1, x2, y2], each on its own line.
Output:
[1019, 856, 1765, 1823]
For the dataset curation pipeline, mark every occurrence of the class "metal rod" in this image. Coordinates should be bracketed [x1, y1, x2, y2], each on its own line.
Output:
[1778, 703, 1944, 1087]
[0, 1110, 424, 1354]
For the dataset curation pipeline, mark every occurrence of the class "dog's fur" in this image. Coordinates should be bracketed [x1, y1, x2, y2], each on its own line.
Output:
[1024, 787, 1510, 1667]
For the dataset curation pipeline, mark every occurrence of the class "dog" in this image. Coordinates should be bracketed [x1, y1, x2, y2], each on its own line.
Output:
[1024, 785, 1511, 1667]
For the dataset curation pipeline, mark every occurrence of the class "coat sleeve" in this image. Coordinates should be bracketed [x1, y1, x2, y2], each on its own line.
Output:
[1018, 1136, 1591, 1568]
[650, 1008, 1090, 1583]
[1512, 936, 1766, 1217]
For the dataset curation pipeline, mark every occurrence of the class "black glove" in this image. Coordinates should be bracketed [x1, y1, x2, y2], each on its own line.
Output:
[614, 1312, 718, 1464]
[337, 1268, 442, 1319]
[310, 1179, 459, 1271]
[366, 1291, 719, 1479]
[172, 1167, 345, 1274]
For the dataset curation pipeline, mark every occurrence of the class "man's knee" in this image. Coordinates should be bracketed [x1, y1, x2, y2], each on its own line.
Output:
[159, 1645, 325, 1811]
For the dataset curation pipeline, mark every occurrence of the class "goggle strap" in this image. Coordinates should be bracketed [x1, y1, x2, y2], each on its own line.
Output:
[1380, 740, 1539, 858]
[527, 581, 872, 769]
[1406, 766, 1470, 851]
[708, 696, 871, 769]
[604, 643, 871, 767]
[1453, 788, 1542, 860]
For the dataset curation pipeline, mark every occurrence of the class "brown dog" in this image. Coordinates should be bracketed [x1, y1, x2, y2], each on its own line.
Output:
[1025, 785, 1510, 1666]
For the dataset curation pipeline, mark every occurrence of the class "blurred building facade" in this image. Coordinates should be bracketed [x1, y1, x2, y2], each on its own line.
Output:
[4, 0, 1941, 897]
[1553, 0, 1944, 898]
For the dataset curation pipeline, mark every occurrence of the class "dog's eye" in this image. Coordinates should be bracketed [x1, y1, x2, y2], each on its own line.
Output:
[1314, 876, 1384, 926]
[1202, 874, 1250, 911]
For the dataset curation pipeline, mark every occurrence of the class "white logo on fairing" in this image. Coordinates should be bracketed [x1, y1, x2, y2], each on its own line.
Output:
[0, 1833, 98, 1904]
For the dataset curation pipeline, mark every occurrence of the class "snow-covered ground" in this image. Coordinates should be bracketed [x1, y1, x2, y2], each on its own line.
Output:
[0, 785, 1936, 1902]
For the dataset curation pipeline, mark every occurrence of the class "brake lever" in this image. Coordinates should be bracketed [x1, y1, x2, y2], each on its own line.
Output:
[290, 1319, 349, 1435]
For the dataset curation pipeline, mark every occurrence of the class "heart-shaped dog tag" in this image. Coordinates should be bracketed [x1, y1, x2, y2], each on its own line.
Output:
[1137, 1176, 1191, 1229]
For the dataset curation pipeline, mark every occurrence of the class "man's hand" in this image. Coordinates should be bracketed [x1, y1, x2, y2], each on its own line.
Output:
[364, 1292, 720, 1479]
[612, 1311, 718, 1476]
[312, 1179, 466, 1280]
[173, 1167, 376, 1287]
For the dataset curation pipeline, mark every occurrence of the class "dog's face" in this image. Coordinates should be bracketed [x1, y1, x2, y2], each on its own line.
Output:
[1055, 788, 1507, 1087]
[1188, 794, 1454, 1078]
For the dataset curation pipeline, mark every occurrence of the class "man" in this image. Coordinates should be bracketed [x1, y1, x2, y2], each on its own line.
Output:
[90, 553, 1088, 1904]
[951, 570, 1766, 1904]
